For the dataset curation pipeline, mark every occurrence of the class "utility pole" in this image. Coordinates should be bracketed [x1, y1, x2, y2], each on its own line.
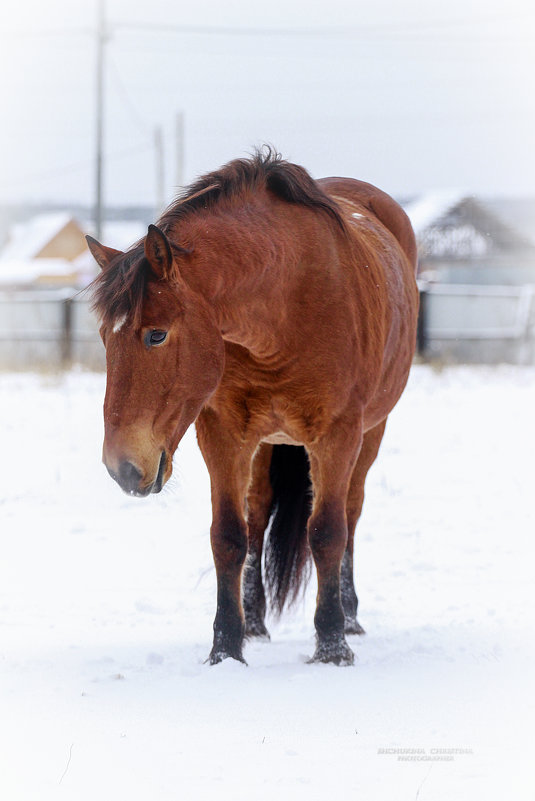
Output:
[94, 0, 107, 241]
[154, 126, 165, 215]
[176, 111, 185, 193]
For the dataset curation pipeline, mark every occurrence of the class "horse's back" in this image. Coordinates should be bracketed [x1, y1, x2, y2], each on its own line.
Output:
[317, 177, 417, 272]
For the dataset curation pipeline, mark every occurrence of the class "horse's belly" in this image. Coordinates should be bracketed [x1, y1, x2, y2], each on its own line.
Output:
[262, 431, 303, 446]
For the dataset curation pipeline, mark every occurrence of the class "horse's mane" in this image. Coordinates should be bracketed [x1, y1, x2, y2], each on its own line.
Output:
[91, 148, 346, 328]
[158, 146, 346, 233]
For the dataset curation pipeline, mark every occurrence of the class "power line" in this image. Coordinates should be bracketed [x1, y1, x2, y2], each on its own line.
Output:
[0, 141, 154, 193]
[3, 4, 532, 212]
[0, 27, 92, 40]
[109, 9, 534, 37]
[1, 9, 532, 42]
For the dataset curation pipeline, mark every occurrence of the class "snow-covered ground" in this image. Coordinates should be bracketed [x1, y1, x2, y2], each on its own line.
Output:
[1, 365, 534, 800]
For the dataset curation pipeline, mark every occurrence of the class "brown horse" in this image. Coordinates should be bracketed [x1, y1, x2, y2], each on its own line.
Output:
[88, 149, 418, 666]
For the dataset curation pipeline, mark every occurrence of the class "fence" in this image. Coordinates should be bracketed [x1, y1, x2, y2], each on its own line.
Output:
[0, 290, 104, 370]
[1, 284, 535, 370]
[418, 283, 535, 364]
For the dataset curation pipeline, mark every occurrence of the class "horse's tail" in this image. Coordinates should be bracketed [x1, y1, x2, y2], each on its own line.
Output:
[264, 444, 313, 616]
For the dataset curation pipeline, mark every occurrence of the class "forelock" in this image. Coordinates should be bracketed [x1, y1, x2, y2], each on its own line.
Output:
[90, 245, 148, 330]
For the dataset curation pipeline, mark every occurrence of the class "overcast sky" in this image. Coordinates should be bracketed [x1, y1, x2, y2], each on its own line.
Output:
[1, 0, 534, 210]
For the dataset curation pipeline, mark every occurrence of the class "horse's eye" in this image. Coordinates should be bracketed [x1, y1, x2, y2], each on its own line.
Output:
[145, 329, 168, 347]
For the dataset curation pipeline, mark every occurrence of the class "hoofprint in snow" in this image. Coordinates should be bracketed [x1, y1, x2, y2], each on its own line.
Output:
[0, 365, 533, 800]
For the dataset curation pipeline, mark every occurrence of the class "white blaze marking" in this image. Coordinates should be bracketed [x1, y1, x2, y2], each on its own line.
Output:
[112, 314, 127, 333]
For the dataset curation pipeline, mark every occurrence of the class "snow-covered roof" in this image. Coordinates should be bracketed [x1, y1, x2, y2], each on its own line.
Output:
[0, 213, 76, 260]
[76, 220, 148, 279]
[403, 191, 466, 238]
[403, 192, 534, 259]
[0, 257, 78, 286]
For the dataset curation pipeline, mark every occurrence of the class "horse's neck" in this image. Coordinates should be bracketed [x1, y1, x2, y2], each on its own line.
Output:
[176, 210, 299, 356]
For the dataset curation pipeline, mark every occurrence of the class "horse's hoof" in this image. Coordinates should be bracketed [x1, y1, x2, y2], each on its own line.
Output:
[207, 647, 247, 666]
[344, 618, 366, 636]
[308, 638, 355, 666]
[245, 620, 271, 641]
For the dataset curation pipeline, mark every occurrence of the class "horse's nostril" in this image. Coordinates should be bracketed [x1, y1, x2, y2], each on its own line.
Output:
[106, 464, 118, 483]
[118, 460, 143, 493]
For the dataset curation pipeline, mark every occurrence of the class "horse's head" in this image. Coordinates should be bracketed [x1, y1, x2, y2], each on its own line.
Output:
[88, 225, 224, 496]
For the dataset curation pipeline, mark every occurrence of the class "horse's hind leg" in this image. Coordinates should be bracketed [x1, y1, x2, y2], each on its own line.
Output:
[342, 419, 387, 635]
[307, 418, 365, 665]
[243, 443, 273, 639]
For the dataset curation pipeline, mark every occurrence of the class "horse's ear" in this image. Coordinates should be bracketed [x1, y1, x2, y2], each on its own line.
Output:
[86, 236, 124, 271]
[144, 224, 174, 280]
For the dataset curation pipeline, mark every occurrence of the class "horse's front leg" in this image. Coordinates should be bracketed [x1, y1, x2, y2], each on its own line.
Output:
[209, 494, 249, 664]
[307, 418, 363, 666]
[196, 409, 254, 665]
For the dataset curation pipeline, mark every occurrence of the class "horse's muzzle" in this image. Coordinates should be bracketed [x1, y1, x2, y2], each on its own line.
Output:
[153, 450, 167, 493]
[108, 451, 167, 497]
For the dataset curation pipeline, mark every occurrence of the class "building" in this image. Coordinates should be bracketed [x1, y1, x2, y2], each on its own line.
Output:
[403, 194, 535, 364]
[0, 214, 147, 290]
[1, 213, 87, 262]
[0, 213, 88, 289]
[403, 193, 535, 285]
